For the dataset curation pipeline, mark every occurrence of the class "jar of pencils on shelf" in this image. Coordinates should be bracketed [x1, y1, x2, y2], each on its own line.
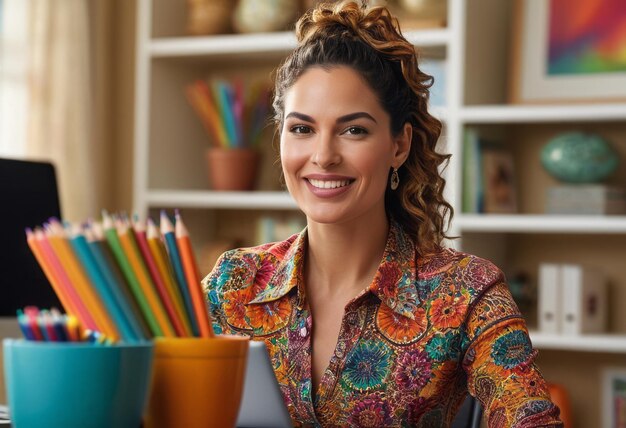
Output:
[205, 148, 260, 191]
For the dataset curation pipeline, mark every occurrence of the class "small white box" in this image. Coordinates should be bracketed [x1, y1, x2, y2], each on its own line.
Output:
[561, 264, 607, 335]
[538, 263, 562, 334]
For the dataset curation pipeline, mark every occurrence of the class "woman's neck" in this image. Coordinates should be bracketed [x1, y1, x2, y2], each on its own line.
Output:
[305, 212, 389, 297]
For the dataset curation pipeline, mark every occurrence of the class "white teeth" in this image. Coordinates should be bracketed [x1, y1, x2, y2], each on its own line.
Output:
[308, 179, 351, 189]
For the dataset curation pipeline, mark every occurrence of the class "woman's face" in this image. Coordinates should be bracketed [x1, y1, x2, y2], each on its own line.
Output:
[280, 66, 411, 226]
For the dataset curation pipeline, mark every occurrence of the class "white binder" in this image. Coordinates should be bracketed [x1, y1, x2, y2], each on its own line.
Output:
[538, 263, 562, 334]
[561, 264, 607, 335]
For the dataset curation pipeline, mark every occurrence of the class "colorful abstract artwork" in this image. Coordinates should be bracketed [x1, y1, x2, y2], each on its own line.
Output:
[548, 0, 626, 75]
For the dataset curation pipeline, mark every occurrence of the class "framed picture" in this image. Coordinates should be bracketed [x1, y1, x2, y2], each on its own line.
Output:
[602, 368, 626, 428]
[509, 0, 626, 104]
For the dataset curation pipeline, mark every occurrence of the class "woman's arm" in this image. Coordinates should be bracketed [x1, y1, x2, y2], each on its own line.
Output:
[462, 280, 563, 427]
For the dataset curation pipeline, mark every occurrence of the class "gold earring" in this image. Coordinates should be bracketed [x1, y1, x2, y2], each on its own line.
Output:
[390, 168, 399, 190]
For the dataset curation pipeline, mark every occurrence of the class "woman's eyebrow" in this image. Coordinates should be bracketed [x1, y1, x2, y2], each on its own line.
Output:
[285, 111, 377, 124]
[337, 112, 377, 124]
[285, 112, 315, 122]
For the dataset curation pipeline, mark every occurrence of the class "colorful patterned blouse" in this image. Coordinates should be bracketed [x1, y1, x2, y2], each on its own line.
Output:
[202, 221, 562, 427]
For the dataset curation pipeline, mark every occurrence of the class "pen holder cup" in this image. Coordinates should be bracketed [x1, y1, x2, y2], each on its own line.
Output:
[205, 148, 260, 191]
[144, 335, 250, 428]
[2, 339, 154, 428]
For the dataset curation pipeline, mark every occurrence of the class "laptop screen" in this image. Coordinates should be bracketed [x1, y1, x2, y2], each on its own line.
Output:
[0, 158, 62, 315]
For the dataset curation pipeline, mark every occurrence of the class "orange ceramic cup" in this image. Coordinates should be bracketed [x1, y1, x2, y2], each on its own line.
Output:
[144, 336, 250, 428]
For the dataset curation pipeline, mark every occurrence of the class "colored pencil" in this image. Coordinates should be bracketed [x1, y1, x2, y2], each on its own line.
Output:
[214, 79, 238, 147]
[46, 220, 119, 341]
[133, 217, 187, 337]
[84, 221, 151, 340]
[175, 211, 214, 338]
[50, 308, 68, 341]
[66, 314, 80, 342]
[68, 223, 137, 342]
[33, 228, 97, 330]
[89, 221, 151, 339]
[146, 218, 192, 336]
[160, 211, 199, 336]
[116, 216, 175, 337]
[102, 211, 162, 337]
[26, 228, 76, 317]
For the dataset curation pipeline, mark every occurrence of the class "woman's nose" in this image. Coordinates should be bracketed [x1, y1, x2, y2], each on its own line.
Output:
[311, 134, 341, 168]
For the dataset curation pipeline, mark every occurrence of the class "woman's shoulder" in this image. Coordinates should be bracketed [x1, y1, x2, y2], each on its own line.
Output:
[202, 233, 300, 298]
[418, 247, 505, 298]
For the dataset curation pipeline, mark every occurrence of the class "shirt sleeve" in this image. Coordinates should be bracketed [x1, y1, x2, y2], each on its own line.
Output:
[201, 250, 242, 336]
[462, 279, 563, 427]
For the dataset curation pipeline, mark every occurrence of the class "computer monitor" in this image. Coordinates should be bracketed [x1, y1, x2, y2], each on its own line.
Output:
[0, 158, 62, 316]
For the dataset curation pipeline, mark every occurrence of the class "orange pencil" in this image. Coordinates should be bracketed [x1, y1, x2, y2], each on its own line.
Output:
[146, 218, 192, 336]
[26, 228, 77, 317]
[174, 210, 214, 338]
[46, 220, 119, 341]
[33, 228, 98, 331]
[116, 218, 175, 337]
[133, 217, 187, 337]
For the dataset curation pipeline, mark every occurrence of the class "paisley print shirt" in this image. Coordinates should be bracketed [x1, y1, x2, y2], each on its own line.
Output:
[202, 221, 562, 427]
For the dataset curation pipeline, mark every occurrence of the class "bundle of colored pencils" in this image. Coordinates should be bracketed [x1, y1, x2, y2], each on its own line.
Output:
[25, 210, 214, 343]
[185, 78, 270, 149]
[17, 306, 82, 342]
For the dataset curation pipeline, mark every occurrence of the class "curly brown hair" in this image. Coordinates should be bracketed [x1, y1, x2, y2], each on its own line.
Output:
[272, 0, 454, 255]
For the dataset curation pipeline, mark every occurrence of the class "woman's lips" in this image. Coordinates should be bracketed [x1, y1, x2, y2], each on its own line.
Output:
[304, 177, 354, 198]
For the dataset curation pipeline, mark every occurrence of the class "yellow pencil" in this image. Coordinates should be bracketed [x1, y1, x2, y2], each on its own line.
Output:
[45, 220, 119, 341]
[116, 217, 175, 337]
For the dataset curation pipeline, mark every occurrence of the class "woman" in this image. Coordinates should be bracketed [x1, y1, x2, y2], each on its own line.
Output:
[203, 1, 562, 426]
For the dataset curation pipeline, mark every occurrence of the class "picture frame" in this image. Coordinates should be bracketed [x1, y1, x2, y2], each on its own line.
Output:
[509, 0, 626, 104]
[602, 368, 626, 428]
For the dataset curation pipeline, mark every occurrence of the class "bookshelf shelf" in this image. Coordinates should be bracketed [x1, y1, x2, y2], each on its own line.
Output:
[456, 214, 626, 234]
[529, 332, 626, 354]
[148, 28, 450, 58]
[459, 104, 626, 124]
[146, 190, 297, 210]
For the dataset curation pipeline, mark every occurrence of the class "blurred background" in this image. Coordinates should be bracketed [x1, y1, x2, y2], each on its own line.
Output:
[1, 0, 626, 426]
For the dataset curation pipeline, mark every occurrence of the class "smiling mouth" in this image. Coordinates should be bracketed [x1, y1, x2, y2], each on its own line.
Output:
[307, 179, 354, 189]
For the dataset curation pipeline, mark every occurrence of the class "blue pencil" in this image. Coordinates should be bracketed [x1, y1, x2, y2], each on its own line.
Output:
[68, 223, 138, 342]
[160, 211, 199, 336]
[16, 310, 35, 340]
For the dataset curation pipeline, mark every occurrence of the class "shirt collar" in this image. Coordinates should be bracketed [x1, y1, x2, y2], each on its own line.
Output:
[248, 227, 308, 306]
[249, 220, 419, 319]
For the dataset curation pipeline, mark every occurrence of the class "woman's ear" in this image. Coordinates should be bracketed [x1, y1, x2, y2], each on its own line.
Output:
[392, 122, 412, 167]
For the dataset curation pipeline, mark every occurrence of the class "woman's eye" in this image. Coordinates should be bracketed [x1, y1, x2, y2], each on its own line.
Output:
[289, 125, 312, 134]
[344, 126, 368, 136]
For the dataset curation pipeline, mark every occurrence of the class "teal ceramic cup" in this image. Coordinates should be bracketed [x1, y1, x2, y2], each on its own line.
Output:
[3, 339, 154, 428]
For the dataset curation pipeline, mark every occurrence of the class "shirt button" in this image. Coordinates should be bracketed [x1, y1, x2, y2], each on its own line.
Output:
[335, 342, 346, 358]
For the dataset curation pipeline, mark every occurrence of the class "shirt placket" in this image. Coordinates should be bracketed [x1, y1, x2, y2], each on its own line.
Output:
[314, 299, 367, 416]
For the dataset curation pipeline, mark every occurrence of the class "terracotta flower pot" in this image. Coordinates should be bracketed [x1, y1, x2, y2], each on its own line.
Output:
[205, 148, 260, 191]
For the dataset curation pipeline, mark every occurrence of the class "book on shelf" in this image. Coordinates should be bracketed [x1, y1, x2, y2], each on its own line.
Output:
[545, 185, 626, 215]
[462, 129, 517, 214]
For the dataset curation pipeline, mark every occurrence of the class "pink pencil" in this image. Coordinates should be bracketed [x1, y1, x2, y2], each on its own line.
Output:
[34, 228, 97, 330]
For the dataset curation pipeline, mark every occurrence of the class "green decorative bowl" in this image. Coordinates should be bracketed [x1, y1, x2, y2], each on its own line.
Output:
[540, 132, 619, 183]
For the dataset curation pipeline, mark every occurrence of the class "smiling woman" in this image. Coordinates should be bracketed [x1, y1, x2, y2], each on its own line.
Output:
[203, 1, 564, 427]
